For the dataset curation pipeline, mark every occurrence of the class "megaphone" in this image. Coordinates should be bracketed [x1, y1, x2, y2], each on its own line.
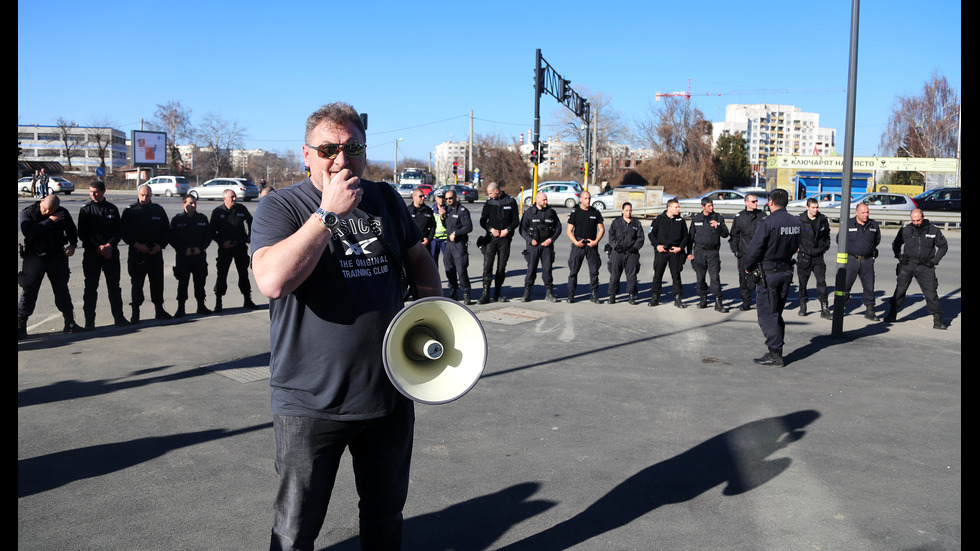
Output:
[383, 296, 488, 404]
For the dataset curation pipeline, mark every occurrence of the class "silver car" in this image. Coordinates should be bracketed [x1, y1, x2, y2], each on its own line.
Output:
[519, 181, 582, 208]
[18, 175, 75, 195]
[187, 178, 259, 201]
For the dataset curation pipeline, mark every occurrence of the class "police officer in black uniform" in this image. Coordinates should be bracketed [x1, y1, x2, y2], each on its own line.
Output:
[687, 197, 730, 312]
[519, 191, 561, 302]
[607, 202, 644, 304]
[796, 197, 832, 319]
[408, 187, 436, 254]
[77, 179, 130, 330]
[443, 189, 474, 304]
[565, 190, 605, 303]
[836, 202, 881, 320]
[729, 193, 764, 311]
[743, 189, 802, 367]
[171, 194, 213, 317]
[18, 194, 84, 339]
[648, 198, 689, 308]
[478, 182, 520, 304]
[121, 184, 172, 323]
[884, 208, 949, 329]
[211, 189, 256, 312]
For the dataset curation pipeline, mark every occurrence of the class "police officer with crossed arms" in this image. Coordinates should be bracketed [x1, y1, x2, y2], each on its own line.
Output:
[742, 189, 801, 367]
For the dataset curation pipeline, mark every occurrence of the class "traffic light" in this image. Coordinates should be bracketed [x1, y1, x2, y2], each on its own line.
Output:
[529, 149, 538, 164]
[539, 142, 549, 163]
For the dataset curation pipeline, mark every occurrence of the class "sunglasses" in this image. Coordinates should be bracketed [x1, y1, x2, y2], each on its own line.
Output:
[307, 142, 367, 159]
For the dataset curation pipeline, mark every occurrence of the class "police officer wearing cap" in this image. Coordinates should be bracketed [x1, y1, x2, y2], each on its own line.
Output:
[519, 191, 562, 302]
[743, 188, 801, 367]
[884, 208, 949, 329]
[836, 202, 881, 320]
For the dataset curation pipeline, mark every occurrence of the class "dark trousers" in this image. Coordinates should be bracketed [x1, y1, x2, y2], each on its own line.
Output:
[444, 240, 470, 291]
[843, 256, 876, 306]
[82, 249, 125, 322]
[567, 245, 601, 295]
[609, 251, 640, 296]
[128, 250, 166, 306]
[482, 237, 512, 289]
[890, 262, 942, 315]
[174, 253, 208, 302]
[756, 269, 793, 351]
[523, 245, 554, 287]
[215, 244, 251, 297]
[691, 247, 722, 298]
[651, 251, 685, 298]
[796, 253, 828, 303]
[18, 253, 74, 318]
[736, 255, 752, 303]
[270, 400, 415, 551]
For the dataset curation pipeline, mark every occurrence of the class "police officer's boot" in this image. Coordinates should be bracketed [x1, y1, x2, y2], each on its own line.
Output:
[864, 304, 879, 321]
[522, 285, 532, 302]
[174, 300, 187, 318]
[798, 299, 808, 317]
[63, 313, 84, 333]
[130, 305, 140, 324]
[462, 290, 472, 305]
[648, 294, 659, 306]
[155, 303, 173, 321]
[590, 290, 600, 304]
[243, 294, 258, 309]
[449, 287, 458, 301]
[197, 299, 212, 315]
[567, 287, 576, 304]
[18, 315, 28, 341]
[214, 296, 223, 313]
[820, 300, 832, 320]
[883, 300, 897, 323]
[478, 284, 491, 305]
[739, 300, 751, 311]
[609, 293, 617, 304]
[933, 313, 948, 330]
[697, 293, 708, 309]
[674, 295, 687, 309]
[545, 285, 556, 302]
[753, 348, 784, 367]
[628, 293, 637, 305]
[493, 284, 503, 302]
[715, 298, 729, 313]
[84, 314, 96, 332]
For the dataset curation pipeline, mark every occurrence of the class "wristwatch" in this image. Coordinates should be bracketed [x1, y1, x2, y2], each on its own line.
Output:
[312, 208, 340, 231]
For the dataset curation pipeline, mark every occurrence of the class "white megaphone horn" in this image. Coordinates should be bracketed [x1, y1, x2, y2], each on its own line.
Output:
[383, 296, 488, 404]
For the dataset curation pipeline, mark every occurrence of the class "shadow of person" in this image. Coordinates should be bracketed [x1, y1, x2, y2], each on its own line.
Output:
[318, 482, 556, 551]
[497, 409, 821, 551]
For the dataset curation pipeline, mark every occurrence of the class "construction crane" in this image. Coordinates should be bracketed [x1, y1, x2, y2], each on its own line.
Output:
[656, 79, 845, 101]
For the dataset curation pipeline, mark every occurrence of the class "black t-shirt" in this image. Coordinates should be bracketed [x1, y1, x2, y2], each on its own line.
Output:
[250, 178, 421, 420]
[567, 206, 603, 241]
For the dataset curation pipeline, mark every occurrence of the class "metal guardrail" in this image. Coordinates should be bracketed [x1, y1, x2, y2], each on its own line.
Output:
[607, 203, 961, 228]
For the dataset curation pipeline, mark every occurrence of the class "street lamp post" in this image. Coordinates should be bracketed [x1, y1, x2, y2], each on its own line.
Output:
[394, 138, 404, 183]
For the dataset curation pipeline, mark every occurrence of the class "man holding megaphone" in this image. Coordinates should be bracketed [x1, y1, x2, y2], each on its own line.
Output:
[251, 102, 442, 551]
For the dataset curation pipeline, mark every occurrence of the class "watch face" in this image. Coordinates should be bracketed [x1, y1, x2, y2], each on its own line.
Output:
[324, 212, 339, 227]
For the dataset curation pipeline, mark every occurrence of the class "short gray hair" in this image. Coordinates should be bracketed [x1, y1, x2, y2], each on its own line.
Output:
[305, 102, 366, 144]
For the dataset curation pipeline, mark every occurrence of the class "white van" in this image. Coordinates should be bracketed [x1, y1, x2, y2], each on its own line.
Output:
[144, 176, 190, 197]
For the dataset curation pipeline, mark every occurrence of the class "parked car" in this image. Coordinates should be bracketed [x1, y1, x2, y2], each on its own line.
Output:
[416, 183, 433, 198]
[18, 175, 76, 195]
[788, 192, 850, 209]
[913, 187, 960, 212]
[431, 184, 478, 203]
[144, 175, 190, 197]
[17, 176, 34, 195]
[395, 183, 418, 198]
[826, 192, 918, 213]
[677, 189, 760, 217]
[519, 181, 582, 208]
[187, 178, 259, 201]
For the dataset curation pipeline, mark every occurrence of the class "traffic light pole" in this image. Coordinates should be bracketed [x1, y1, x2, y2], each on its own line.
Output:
[532, 49, 591, 194]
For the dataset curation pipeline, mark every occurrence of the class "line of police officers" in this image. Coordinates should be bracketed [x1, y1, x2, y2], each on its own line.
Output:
[18, 181, 257, 341]
[406, 185, 950, 368]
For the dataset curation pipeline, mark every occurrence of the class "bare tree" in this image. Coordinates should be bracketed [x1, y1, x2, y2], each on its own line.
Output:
[470, 133, 532, 193]
[879, 72, 959, 158]
[635, 97, 717, 197]
[153, 100, 193, 175]
[548, 88, 629, 183]
[55, 117, 81, 170]
[86, 116, 117, 174]
[195, 113, 246, 179]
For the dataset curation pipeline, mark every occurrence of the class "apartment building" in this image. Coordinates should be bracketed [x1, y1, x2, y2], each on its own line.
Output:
[18, 124, 128, 175]
[711, 104, 836, 175]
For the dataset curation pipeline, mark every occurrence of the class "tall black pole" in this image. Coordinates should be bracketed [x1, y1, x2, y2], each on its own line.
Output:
[831, 0, 860, 337]
[533, 49, 543, 194]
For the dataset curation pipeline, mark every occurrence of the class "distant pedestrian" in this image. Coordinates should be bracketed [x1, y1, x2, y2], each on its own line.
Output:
[38, 169, 50, 197]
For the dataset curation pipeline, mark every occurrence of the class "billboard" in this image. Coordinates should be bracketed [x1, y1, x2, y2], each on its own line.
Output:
[131, 130, 167, 165]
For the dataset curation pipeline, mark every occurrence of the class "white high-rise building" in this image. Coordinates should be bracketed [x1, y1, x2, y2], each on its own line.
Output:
[712, 104, 836, 175]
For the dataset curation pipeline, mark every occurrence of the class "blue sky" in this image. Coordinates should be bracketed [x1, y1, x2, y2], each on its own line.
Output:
[18, 0, 960, 167]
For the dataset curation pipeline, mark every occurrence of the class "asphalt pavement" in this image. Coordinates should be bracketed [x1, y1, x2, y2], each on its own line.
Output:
[18, 191, 961, 550]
